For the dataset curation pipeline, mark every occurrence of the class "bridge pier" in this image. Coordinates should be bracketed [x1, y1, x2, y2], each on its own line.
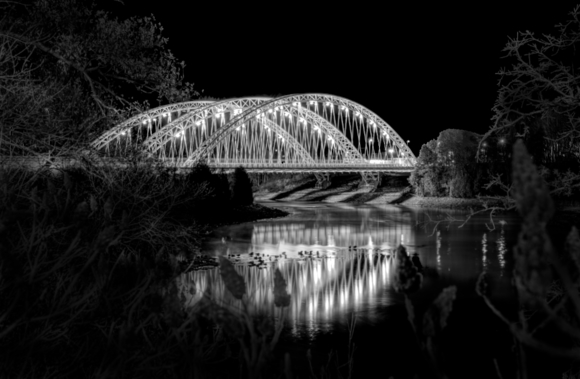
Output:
[359, 172, 380, 189]
[314, 173, 331, 189]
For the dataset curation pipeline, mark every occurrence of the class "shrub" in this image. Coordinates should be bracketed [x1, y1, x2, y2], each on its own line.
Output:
[231, 166, 254, 206]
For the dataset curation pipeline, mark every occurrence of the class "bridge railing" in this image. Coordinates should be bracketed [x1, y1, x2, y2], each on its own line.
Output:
[158, 158, 417, 168]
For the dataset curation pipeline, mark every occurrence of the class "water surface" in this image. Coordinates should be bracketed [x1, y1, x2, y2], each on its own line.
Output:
[178, 202, 521, 378]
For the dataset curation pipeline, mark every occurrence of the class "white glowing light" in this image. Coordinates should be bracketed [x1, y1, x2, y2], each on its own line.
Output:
[274, 107, 279, 111]
[309, 101, 315, 105]
[299, 117, 306, 124]
[215, 113, 222, 119]
[142, 120, 147, 125]
[368, 138, 373, 143]
[174, 130, 184, 138]
[236, 127, 240, 131]
[284, 111, 291, 117]
[292, 102, 299, 107]
[163, 113, 168, 118]
[388, 148, 395, 154]
[268, 109, 273, 113]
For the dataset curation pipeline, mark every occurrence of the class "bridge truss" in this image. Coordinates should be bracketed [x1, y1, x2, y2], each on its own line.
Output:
[91, 94, 416, 185]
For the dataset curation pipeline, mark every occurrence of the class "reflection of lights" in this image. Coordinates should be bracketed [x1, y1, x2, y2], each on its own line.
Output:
[436, 230, 441, 272]
[482, 233, 488, 271]
[497, 224, 506, 274]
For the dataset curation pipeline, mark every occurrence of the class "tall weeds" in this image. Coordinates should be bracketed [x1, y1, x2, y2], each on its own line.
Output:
[0, 160, 237, 378]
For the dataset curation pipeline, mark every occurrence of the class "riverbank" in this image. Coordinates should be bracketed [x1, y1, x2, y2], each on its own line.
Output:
[394, 195, 507, 210]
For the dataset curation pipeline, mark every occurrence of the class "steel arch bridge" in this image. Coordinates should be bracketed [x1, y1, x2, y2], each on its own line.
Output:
[91, 94, 416, 184]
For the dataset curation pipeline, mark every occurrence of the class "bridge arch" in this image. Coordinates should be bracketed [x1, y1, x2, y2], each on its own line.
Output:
[91, 100, 214, 153]
[91, 94, 416, 173]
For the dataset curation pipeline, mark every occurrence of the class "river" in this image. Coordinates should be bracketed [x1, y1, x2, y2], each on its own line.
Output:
[177, 201, 522, 378]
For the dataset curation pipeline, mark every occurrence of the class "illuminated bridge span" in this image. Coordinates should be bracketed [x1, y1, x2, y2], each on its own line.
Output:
[92, 94, 416, 184]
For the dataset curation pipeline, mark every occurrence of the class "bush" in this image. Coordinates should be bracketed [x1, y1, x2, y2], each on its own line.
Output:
[231, 166, 254, 206]
[0, 164, 211, 377]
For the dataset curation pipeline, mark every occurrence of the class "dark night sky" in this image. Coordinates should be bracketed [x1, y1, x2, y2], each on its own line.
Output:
[115, 1, 580, 155]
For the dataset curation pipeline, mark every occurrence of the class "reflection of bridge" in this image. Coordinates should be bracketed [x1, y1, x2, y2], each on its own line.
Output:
[178, 251, 396, 331]
[177, 204, 416, 331]
[92, 94, 416, 185]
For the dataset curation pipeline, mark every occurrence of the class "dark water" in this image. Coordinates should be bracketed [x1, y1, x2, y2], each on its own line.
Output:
[178, 202, 523, 378]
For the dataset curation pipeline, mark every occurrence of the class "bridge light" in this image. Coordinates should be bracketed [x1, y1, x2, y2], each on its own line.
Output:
[215, 113, 222, 119]
[268, 109, 273, 114]
[309, 101, 315, 105]
[274, 106, 279, 111]
[236, 127, 240, 131]
[142, 120, 147, 125]
[284, 111, 291, 117]
[292, 102, 299, 107]
[241, 124, 245, 128]
[368, 138, 373, 143]
[163, 113, 168, 118]
[388, 148, 394, 154]
[174, 130, 184, 138]
[299, 117, 306, 124]
[325, 101, 332, 107]
[369, 120, 375, 126]
[120, 130, 127, 136]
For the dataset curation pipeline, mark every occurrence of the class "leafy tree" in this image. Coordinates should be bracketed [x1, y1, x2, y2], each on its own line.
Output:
[0, 0, 197, 154]
[437, 129, 481, 198]
[409, 139, 444, 197]
[409, 130, 482, 198]
[231, 167, 254, 206]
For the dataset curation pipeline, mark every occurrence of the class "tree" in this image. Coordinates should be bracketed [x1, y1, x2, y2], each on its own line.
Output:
[0, 0, 197, 154]
[409, 139, 444, 197]
[437, 129, 481, 198]
[231, 167, 254, 206]
[409, 130, 482, 198]
[481, 5, 580, 171]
